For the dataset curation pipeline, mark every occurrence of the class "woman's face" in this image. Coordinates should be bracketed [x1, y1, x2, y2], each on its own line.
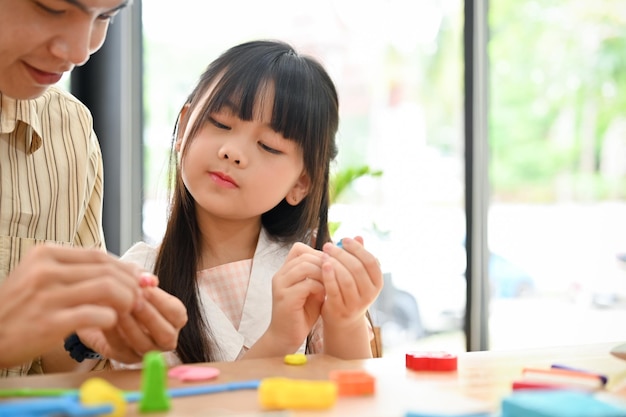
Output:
[0, 0, 127, 99]
[176, 85, 310, 224]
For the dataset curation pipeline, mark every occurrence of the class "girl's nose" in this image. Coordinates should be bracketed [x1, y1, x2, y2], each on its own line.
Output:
[218, 146, 246, 167]
[222, 153, 241, 165]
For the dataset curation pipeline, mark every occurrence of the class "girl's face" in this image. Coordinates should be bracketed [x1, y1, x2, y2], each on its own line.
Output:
[176, 86, 310, 224]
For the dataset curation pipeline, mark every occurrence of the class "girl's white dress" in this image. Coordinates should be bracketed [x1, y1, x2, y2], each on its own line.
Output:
[113, 228, 322, 368]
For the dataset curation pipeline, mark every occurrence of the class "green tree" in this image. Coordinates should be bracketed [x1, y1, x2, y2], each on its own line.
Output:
[489, 0, 626, 201]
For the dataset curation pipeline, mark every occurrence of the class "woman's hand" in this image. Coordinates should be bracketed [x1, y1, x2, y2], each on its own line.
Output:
[0, 244, 143, 369]
[78, 284, 188, 364]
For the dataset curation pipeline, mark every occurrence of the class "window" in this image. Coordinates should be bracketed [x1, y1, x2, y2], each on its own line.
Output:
[488, 0, 626, 349]
[142, 0, 466, 354]
[142, 1, 626, 355]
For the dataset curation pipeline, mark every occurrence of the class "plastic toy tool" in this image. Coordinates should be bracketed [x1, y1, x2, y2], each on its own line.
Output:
[0, 378, 123, 417]
[0, 352, 261, 416]
[0, 396, 112, 417]
[0, 380, 262, 397]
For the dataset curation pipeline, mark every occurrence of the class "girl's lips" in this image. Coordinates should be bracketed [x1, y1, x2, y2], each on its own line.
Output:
[25, 63, 63, 85]
[209, 172, 238, 188]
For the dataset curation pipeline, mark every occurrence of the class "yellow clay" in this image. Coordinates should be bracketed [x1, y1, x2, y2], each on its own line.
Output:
[283, 353, 307, 365]
[259, 377, 337, 410]
[79, 377, 127, 417]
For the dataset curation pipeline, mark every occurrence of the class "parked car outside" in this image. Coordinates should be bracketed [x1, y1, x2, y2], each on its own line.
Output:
[570, 252, 626, 308]
[369, 245, 536, 347]
[330, 203, 535, 348]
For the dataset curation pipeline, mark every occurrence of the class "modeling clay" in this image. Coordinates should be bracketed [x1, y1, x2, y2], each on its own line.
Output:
[284, 353, 307, 365]
[79, 378, 126, 417]
[139, 351, 171, 412]
[259, 377, 337, 410]
[329, 369, 375, 396]
[406, 351, 457, 371]
[168, 365, 220, 382]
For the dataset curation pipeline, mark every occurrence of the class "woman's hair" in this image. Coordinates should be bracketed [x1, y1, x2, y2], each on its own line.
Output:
[154, 40, 339, 363]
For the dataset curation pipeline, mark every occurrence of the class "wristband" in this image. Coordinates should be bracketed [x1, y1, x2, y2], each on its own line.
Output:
[64, 333, 103, 362]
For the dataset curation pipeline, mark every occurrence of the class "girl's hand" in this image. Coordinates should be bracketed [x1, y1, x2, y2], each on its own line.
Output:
[321, 237, 383, 326]
[319, 236, 383, 359]
[246, 243, 325, 358]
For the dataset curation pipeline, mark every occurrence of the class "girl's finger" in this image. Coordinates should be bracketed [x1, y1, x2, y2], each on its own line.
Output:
[324, 239, 382, 292]
[322, 255, 360, 307]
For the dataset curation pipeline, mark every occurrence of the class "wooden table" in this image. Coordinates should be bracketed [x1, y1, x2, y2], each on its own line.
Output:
[2, 343, 626, 416]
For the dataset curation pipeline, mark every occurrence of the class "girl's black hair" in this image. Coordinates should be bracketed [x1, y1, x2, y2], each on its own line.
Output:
[155, 40, 339, 363]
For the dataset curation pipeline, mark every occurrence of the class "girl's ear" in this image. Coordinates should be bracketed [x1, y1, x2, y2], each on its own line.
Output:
[287, 171, 311, 206]
[175, 104, 191, 152]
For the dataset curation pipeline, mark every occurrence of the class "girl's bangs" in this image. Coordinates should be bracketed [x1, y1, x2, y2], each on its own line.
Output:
[197, 56, 319, 148]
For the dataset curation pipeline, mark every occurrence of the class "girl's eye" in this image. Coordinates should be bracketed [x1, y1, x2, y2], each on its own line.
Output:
[209, 118, 231, 130]
[259, 142, 282, 155]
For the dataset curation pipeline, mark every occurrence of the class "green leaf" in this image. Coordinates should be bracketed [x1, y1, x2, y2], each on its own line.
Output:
[330, 165, 383, 204]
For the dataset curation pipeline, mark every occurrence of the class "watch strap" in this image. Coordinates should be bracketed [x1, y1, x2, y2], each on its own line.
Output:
[64, 333, 103, 362]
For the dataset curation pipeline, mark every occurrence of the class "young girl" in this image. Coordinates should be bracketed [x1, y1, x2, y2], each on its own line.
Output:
[121, 40, 383, 365]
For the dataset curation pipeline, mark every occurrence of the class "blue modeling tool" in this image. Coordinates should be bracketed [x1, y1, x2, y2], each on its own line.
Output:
[170, 379, 260, 397]
[0, 379, 261, 401]
[0, 380, 262, 416]
[125, 379, 261, 401]
[0, 395, 112, 416]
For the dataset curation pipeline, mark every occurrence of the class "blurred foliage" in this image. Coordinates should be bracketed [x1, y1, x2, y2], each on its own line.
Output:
[142, 1, 626, 204]
[489, 0, 626, 201]
[328, 165, 383, 236]
[330, 165, 383, 204]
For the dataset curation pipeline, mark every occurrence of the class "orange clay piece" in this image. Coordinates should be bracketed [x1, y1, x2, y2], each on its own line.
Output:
[329, 369, 376, 396]
[258, 377, 337, 410]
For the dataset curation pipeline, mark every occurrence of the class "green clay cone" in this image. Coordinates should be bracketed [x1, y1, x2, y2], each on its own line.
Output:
[139, 351, 171, 412]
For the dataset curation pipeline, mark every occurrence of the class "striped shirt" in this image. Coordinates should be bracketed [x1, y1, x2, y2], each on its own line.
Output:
[0, 86, 105, 377]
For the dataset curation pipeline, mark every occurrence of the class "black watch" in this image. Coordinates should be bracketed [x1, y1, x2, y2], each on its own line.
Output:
[64, 333, 103, 362]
